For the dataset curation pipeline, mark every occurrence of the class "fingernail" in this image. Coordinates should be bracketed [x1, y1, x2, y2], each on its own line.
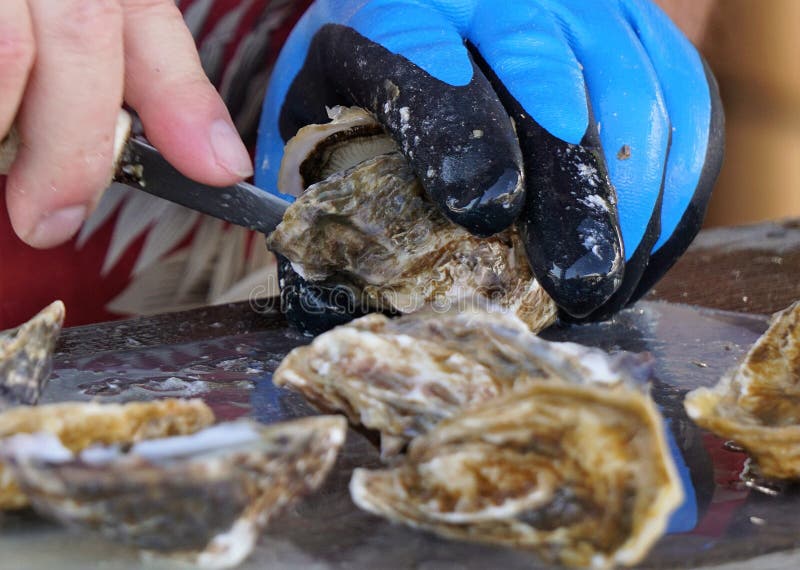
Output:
[26, 205, 87, 249]
[210, 119, 253, 178]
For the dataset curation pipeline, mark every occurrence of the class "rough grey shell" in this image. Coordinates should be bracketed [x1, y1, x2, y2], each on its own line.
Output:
[0, 301, 64, 409]
[267, 107, 557, 333]
[0, 416, 347, 569]
[273, 306, 654, 458]
[350, 381, 683, 569]
[685, 300, 800, 479]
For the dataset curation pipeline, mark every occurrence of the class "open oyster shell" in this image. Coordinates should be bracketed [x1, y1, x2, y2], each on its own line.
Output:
[350, 382, 683, 569]
[0, 398, 214, 510]
[0, 415, 346, 569]
[0, 301, 65, 409]
[685, 301, 800, 478]
[267, 107, 557, 333]
[274, 306, 653, 458]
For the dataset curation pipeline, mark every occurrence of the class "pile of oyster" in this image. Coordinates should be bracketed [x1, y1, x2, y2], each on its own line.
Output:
[266, 118, 686, 565]
[267, 107, 558, 334]
[274, 306, 683, 568]
[685, 301, 800, 479]
[0, 305, 347, 569]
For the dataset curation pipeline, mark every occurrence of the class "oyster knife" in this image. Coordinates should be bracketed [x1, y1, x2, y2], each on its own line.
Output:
[117, 137, 289, 235]
[0, 111, 289, 236]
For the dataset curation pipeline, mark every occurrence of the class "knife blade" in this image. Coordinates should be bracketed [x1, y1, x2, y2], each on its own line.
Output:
[0, 110, 290, 236]
[117, 137, 289, 235]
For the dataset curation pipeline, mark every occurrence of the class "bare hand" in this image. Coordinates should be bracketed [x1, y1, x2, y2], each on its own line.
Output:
[2, 0, 253, 249]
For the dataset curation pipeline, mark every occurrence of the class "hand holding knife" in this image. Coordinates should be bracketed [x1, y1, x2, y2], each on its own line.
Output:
[0, 111, 290, 238]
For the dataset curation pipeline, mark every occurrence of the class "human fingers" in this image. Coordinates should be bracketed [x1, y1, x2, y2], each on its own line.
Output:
[6, 0, 124, 249]
[121, 0, 253, 187]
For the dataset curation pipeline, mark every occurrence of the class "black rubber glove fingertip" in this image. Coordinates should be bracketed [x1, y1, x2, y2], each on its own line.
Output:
[520, 212, 624, 318]
[433, 166, 525, 237]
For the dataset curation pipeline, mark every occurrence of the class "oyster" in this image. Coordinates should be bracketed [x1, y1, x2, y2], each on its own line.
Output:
[278, 105, 398, 197]
[685, 301, 800, 478]
[0, 398, 214, 510]
[0, 300, 65, 409]
[274, 306, 653, 457]
[267, 107, 557, 333]
[350, 382, 683, 569]
[0, 415, 346, 569]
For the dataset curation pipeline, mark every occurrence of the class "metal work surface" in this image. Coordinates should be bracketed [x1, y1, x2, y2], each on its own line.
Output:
[2, 301, 800, 569]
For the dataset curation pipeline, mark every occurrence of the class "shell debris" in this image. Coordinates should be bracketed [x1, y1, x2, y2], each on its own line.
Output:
[0, 301, 65, 409]
[685, 300, 800, 479]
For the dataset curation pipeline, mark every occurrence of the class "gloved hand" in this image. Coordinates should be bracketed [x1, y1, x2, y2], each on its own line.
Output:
[256, 0, 724, 326]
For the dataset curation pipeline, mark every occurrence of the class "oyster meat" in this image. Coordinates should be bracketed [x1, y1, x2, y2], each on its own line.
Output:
[0, 398, 214, 510]
[0, 301, 65, 409]
[685, 300, 800, 478]
[350, 382, 683, 569]
[0, 415, 347, 569]
[267, 107, 557, 333]
[274, 306, 653, 458]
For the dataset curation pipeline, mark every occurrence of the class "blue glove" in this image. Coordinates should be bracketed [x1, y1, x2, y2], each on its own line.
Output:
[256, 0, 724, 327]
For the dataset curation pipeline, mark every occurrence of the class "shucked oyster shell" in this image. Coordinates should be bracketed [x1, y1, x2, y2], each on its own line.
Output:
[274, 307, 653, 457]
[685, 301, 800, 478]
[350, 382, 683, 569]
[0, 416, 346, 569]
[0, 398, 214, 510]
[267, 107, 557, 333]
[0, 301, 64, 409]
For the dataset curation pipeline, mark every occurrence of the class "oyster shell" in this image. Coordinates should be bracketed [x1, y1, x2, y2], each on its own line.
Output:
[0, 301, 65, 409]
[274, 307, 653, 458]
[278, 106, 397, 196]
[685, 301, 800, 478]
[0, 398, 214, 510]
[350, 382, 683, 569]
[0, 415, 346, 569]
[267, 107, 557, 333]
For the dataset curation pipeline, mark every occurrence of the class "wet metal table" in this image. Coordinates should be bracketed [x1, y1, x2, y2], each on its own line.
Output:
[3, 219, 800, 569]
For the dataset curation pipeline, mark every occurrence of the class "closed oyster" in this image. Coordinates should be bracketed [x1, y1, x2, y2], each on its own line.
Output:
[0, 398, 214, 510]
[0, 416, 346, 569]
[273, 307, 652, 457]
[0, 300, 65, 409]
[267, 107, 557, 333]
[685, 301, 800, 478]
[350, 382, 683, 569]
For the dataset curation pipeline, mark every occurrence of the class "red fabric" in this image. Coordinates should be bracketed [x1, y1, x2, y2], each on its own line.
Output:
[225, 1, 270, 67]
[0, 0, 307, 329]
[196, 0, 246, 45]
[0, 179, 143, 328]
